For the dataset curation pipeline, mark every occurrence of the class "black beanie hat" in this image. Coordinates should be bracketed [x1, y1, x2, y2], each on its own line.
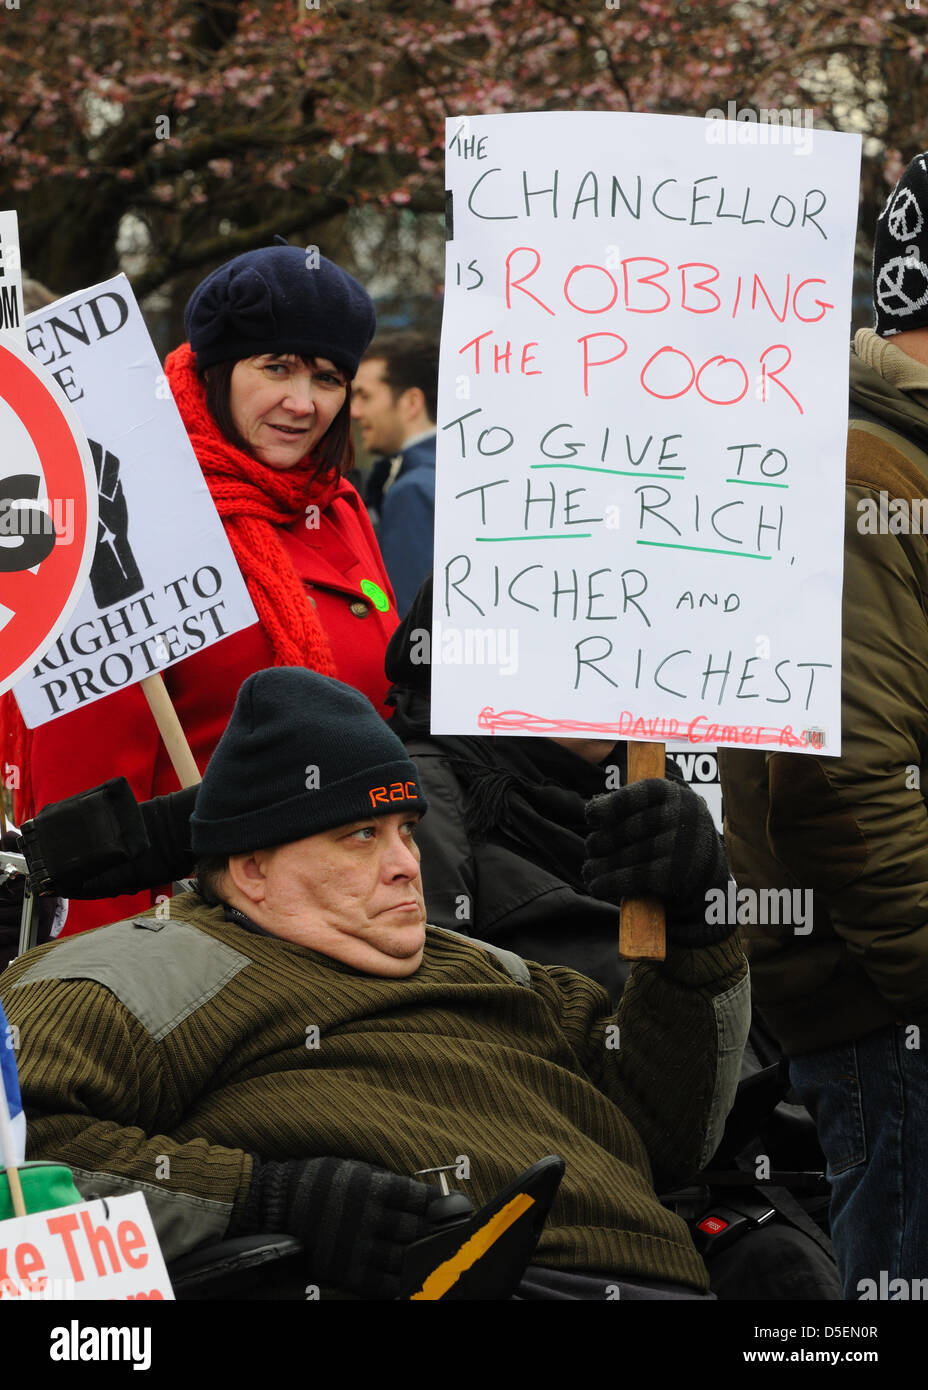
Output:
[873, 152, 928, 337]
[185, 241, 376, 376]
[190, 668, 427, 856]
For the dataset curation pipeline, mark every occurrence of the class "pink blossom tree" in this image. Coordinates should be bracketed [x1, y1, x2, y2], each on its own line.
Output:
[2, 0, 924, 299]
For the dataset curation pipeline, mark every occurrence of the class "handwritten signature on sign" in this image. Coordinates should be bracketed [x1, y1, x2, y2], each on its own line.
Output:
[476, 708, 815, 748]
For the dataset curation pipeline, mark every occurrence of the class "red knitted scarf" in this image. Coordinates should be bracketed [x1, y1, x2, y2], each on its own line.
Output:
[0, 343, 339, 822]
[164, 342, 339, 677]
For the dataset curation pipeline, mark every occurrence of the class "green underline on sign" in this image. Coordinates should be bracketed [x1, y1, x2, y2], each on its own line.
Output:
[475, 533, 595, 542]
[530, 464, 686, 479]
[724, 478, 789, 489]
[636, 541, 771, 559]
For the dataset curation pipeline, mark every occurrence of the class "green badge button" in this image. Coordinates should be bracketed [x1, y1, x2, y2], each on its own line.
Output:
[360, 579, 390, 612]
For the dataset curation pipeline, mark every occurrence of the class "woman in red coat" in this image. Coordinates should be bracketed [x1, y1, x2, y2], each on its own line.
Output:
[4, 243, 399, 933]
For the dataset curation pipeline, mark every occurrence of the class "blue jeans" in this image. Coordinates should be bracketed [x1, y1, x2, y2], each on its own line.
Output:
[790, 1023, 928, 1300]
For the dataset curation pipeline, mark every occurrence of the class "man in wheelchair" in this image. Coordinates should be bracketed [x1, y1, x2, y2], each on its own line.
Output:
[0, 667, 750, 1300]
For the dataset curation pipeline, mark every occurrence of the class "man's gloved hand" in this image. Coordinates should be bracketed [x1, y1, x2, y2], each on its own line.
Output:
[583, 778, 733, 946]
[231, 1155, 440, 1299]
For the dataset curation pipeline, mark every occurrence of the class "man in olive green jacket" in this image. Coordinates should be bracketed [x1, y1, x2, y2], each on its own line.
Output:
[2, 666, 747, 1300]
[719, 152, 928, 1301]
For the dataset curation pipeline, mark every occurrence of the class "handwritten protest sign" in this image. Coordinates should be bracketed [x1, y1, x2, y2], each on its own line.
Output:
[0, 336, 97, 699]
[432, 112, 861, 755]
[12, 274, 256, 727]
[0, 211, 25, 345]
[0, 1193, 173, 1300]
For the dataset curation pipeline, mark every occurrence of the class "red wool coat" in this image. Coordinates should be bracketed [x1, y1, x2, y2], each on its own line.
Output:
[25, 479, 399, 935]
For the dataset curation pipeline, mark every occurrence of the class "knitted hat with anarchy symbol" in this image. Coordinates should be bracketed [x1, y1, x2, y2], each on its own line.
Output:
[873, 152, 928, 337]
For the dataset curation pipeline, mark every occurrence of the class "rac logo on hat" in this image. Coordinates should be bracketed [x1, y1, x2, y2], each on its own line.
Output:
[369, 780, 419, 809]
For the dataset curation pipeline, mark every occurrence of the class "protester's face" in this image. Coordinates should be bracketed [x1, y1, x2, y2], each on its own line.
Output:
[350, 358, 406, 455]
[549, 736, 618, 765]
[241, 813, 427, 977]
[228, 354, 347, 469]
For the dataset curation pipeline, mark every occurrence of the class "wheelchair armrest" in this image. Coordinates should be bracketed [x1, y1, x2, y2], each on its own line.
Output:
[168, 1233, 304, 1300]
[709, 1062, 790, 1167]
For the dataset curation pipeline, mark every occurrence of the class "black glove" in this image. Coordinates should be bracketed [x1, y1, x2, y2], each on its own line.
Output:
[22, 781, 196, 899]
[583, 779, 732, 945]
[231, 1156, 440, 1299]
[97, 784, 197, 896]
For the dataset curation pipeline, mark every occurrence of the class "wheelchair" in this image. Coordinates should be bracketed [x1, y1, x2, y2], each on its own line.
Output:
[0, 778, 839, 1300]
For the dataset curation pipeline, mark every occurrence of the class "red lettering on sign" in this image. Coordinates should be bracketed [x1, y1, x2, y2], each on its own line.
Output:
[117, 1220, 148, 1271]
[80, 1207, 121, 1276]
[459, 329, 493, 373]
[520, 343, 541, 376]
[792, 278, 833, 324]
[622, 257, 671, 313]
[45, 1213, 84, 1281]
[563, 264, 619, 314]
[505, 247, 555, 316]
[679, 262, 722, 314]
[640, 345, 696, 400]
[577, 333, 628, 397]
[695, 356, 749, 406]
[16, 1243, 44, 1284]
[759, 343, 803, 414]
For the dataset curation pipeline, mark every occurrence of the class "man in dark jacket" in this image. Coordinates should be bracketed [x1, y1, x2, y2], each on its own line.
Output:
[719, 152, 928, 1300]
[2, 667, 748, 1299]
[352, 332, 438, 615]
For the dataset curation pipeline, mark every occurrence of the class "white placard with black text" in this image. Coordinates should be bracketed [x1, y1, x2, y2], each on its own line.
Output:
[13, 274, 257, 726]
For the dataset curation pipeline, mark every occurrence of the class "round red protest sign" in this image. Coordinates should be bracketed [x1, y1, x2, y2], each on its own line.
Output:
[0, 336, 97, 698]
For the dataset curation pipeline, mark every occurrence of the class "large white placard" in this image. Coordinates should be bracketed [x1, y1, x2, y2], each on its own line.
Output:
[13, 274, 257, 726]
[432, 112, 861, 755]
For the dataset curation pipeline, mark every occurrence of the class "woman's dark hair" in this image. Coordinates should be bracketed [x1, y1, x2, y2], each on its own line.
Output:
[202, 356, 355, 482]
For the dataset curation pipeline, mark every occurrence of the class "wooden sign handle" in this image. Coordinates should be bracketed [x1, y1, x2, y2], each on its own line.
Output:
[618, 740, 666, 961]
[140, 674, 201, 789]
[3, 1162, 26, 1219]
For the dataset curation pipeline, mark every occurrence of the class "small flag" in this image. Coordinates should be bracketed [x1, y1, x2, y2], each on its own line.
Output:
[0, 999, 24, 1166]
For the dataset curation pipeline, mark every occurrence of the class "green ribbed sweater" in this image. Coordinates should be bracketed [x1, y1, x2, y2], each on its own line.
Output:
[0, 895, 748, 1288]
